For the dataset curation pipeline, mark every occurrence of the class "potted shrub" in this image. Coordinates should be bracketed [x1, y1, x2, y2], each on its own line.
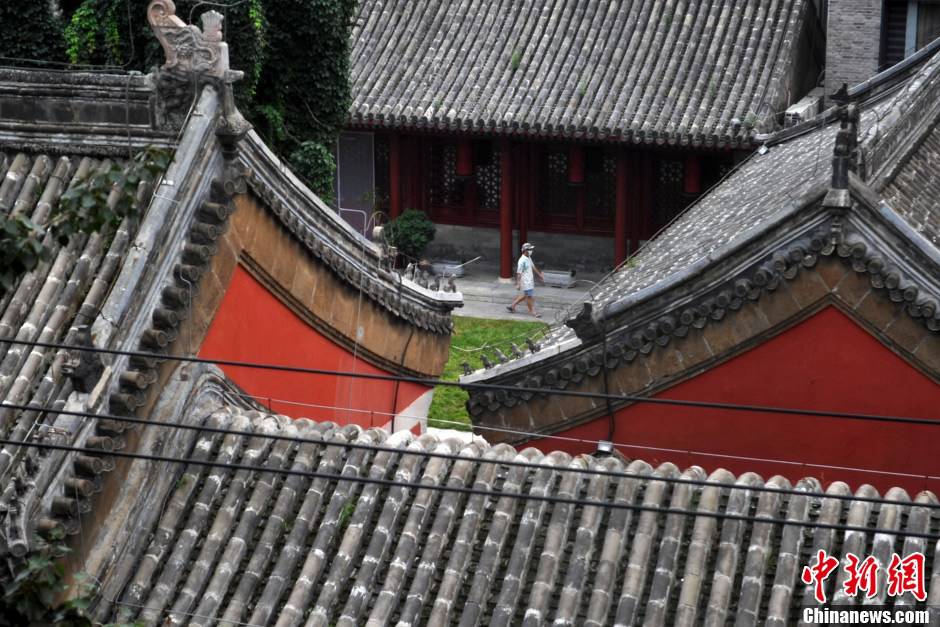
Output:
[383, 209, 436, 265]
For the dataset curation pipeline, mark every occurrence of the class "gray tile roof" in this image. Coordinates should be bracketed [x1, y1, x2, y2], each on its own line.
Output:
[0, 150, 144, 474]
[0, 63, 458, 556]
[500, 43, 940, 355]
[882, 118, 940, 248]
[350, 0, 815, 146]
[91, 405, 939, 626]
[0, 83, 228, 556]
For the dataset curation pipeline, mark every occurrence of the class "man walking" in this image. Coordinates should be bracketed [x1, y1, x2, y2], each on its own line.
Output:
[507, 242, 545, 317]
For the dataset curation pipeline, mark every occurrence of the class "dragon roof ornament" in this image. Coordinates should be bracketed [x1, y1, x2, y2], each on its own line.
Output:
[147, 0, 248, 140]
[148, 0, 236, 79]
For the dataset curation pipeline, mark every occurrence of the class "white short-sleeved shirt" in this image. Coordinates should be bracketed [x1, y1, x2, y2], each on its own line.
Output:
[517, 255, 534, 290]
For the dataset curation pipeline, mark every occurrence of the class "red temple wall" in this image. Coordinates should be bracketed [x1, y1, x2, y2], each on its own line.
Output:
[198, 265, 430, 429]
[532, 307, 940, 494]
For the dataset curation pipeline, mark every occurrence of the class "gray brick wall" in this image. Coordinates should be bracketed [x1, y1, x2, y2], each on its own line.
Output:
[826, 0, 883, 96]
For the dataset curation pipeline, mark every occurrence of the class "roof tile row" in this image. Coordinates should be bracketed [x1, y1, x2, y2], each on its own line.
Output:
[350, 0, 813, 146]
[95, 407, 939, 626]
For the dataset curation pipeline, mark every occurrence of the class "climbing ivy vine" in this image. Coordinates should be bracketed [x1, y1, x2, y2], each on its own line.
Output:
[0, 2, 67, 65]
[249, 0, 356, 199]
[2, 0, 354, 283]
[62, 0, 267, 97]
[6, 1, 352, 202]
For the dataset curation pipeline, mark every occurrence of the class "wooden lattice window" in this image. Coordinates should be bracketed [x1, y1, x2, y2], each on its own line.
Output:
[373, 134, 390, 214]
[538, 147, 575, 216]
[427, 142, 464, 208]
[585, 150, 616, 219]
[654, 158, 685, 227]
[475, 142, 501, 210]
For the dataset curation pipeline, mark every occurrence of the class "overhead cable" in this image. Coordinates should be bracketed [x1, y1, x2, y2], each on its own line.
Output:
[3, 437, 938, 540]
[2, 400, 939, 514]
[2, 338, 938, 427]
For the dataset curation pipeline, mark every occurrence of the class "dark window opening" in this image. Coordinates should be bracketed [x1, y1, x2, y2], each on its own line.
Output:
[537, 147, 575, 218]
[427, 142, 464, 208]
[585, 149, 616, 220]
[475, 142, 501, 210]
[700, 158, 733, 193]
[653, 158, 685, 228]
[882, 0, 940, 68]
[883, 0, 909, 68]
[917, 3, 940, 48]
[421, 138, 499, 224]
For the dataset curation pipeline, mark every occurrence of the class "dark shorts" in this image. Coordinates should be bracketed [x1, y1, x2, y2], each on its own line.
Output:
[524, 289, 534, 297]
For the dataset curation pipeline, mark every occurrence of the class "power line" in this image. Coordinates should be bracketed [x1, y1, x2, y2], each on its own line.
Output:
[464, 418, 937, 483]
[3, 337, 939, 427]
[3, 436, 938, 540]
[209, 390, 939, 485]
[114, 383, 940, 484]
[3, 400, 939, 514]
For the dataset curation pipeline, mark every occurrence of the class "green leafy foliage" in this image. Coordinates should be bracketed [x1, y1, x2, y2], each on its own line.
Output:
[0, 147, 171, 298]
[61, 0, 267, 95]
[289, 141, 337, 205]
[0, 1, 67, 65]
[56, 146, 171, 241]
[64, 1, 105, 65]
[254, 0, 357, 150]
[427, 316, 548, 430]
[510, 47, 523, 72]
[0, 532, 93, 627]
[0, 532, 142, 627]
[0, 216, 46, 294]
[383, 209, 436, 262]
[42, 0, 349, 202]
[337, 499, 356, 532]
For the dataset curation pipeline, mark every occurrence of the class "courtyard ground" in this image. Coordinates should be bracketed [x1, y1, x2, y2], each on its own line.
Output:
[427, 316, 549, 430]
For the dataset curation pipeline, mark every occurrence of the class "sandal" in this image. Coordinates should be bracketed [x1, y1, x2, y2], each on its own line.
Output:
[533, 312, 542, 318]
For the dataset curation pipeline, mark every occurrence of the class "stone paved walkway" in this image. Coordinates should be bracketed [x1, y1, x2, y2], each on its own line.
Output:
[452, 264, 597, 323]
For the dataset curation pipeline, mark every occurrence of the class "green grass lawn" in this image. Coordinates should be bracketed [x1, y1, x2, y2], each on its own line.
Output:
[427, 316, 549, 430]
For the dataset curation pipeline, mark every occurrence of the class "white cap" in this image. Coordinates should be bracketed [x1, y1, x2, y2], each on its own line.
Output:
[521, 242, 535, 252]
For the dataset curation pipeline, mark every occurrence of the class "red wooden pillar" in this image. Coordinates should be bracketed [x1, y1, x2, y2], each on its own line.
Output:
[499, 139, 514, 279]
[615, 150, 629, 265]
[517, 144, 528, 248]
[389, 134, 402, 219]
[567, 145, 585, 184]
